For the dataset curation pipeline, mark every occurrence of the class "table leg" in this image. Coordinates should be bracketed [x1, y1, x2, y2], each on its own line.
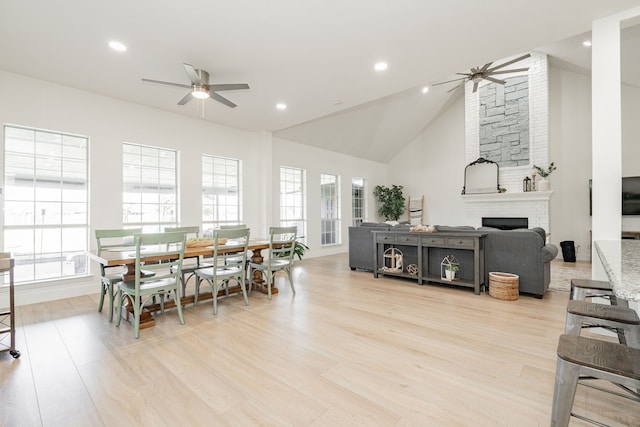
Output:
[249, 248, 278, 296]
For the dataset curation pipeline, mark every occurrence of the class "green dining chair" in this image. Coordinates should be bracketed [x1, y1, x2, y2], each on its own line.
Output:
[248, 226, 297, 300]
[95, 228, 143, 322]
[194, 227, 251, 315]
[164, 226, 213, 297]
[220, 224, 249, 266]
[115, 232, 186, 339]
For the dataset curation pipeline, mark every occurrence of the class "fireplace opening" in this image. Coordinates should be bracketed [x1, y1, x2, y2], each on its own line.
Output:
[482, 217, 528, 230]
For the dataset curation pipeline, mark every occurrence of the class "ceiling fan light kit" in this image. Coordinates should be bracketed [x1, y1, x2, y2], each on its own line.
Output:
[142, 63, 249, 108]
[433, 53, 531, 93]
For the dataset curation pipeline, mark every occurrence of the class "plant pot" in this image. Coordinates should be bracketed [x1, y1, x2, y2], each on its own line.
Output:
[445, 269, 456, 281]
[538, 178, 550, 191]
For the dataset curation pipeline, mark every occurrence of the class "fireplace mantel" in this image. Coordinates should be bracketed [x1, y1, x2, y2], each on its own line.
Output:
[461, 190, 554, 203]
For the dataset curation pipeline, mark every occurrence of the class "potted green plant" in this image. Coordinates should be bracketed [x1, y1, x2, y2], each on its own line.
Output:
[373, 184, 406, 221]
[532, 162, 557, 191]
[444, 263, 459, 281]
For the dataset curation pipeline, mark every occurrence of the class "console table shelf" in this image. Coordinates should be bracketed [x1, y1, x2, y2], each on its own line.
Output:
[373, 231, 486, 294]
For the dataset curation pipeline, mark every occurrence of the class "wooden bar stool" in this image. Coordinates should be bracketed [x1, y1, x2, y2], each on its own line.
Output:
[570, 278, 628, 308]
[565, 300, 640, 348]
[551, 334, 640, 426]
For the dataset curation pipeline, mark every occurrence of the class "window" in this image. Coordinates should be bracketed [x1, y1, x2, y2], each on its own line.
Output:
[3, 125, 89, 283]
[202, 155, 242, 236]
[321, 174, 340, 245]
[279, 167, 306, 239]
[122, 143, 177, 232]
[352, 177, 366, 226]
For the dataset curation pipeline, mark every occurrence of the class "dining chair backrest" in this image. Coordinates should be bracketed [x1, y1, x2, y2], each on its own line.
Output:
[268, 226, 297, 263]
[220, 224, 247, 230]
[132, 232, 186, 290]
[212, 227, 251, 267]
[164, 226, 201, 239]
[95, 228, 143, 274]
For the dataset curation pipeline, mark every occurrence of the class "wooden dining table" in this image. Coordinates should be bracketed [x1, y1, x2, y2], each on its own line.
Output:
[88, 238, 277, 329]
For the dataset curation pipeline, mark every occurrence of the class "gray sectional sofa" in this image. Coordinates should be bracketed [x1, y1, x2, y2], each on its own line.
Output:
[348, 223, 558, 298]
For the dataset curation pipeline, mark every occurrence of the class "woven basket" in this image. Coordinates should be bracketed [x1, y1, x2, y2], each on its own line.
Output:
[489, 272, 519, 301]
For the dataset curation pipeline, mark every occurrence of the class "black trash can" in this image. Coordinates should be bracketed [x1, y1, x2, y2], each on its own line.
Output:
[560, 241, 576, 262]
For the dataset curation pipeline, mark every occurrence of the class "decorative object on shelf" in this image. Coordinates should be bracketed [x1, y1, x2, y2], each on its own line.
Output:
[409, 224, 436, 233]
[530, 169, 536, 191]
[406, 264, 418, 276]
[441, 255, 460, 281]
[523, 176, 532, 192]
[407, 195, 424, 225]
[462, 157, 500, 194]
[382, 247, 403, 272]
[532, 162, 556, 191]
[373, 184, 406, 221]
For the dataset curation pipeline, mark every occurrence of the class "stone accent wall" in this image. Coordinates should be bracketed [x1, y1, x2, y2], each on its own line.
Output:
[465, 52, 548, 192]
[479, 76, 529, 166]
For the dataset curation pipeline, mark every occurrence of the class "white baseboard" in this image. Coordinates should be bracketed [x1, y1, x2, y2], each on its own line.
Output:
[0, 275, 98, 307]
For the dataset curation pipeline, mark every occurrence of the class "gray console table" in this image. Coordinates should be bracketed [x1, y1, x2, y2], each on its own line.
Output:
[372, 231, 486, 294]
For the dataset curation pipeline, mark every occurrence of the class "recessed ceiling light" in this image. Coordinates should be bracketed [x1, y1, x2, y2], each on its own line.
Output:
[374, 62, 388, 71]
[276, 103, 287, 110]
[109, 41, 127, 52]
[421, 86, 429, 94]
[583, 40, 592, 47]
[333, 100, 343, 106]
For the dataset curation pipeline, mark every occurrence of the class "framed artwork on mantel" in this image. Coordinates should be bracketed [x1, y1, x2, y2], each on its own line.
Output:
[462, 157, 500, 194]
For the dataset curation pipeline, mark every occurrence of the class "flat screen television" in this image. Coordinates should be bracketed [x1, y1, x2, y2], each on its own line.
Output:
[590, 176, 640, 215]
[623, 176, 640, 215]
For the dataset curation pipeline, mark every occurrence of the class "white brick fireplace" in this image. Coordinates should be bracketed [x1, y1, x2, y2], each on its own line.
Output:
[462, 191, 553, 231]
[462, 52, 553, 233]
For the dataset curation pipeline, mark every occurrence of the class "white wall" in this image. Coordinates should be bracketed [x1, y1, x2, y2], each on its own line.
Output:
[387, 94, 468, 226]
[272, 137, 388, 258]
[0, 70, 386, 304]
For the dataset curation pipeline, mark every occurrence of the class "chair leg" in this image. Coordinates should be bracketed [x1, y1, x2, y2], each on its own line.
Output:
[133, 295, 141, 339]
[287, 268, 295, 295]
[174, 288, 184, 325]
[115, 289, 123, 327]
[194, 276, 201, 305]
[267, 272, 273, 300]
[98, 281, 106, 312]
[212, 280, 219, 315]
[239, 275, 249, 306]
[550, 357, 580, 427]
[107, 282, 115, 322]
[564, 312, 582, 336]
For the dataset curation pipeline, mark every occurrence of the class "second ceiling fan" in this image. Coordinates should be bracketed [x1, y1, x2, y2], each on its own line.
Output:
[142, 63, 249, 108]
[433, 53, 530, 93]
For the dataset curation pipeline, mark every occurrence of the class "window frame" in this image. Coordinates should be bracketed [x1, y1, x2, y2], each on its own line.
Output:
[279, 166, 306, 240]
[320, 173, 341, 245]
[3, 125, 89, 284]
[351, 177, 366, 226]
[201, 154, 242, 236]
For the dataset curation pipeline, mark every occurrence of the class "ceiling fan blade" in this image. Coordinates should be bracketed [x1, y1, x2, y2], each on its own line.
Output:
[141, 78, 191, 89]
[479, 62, 493, 72]
[177, 91, 193, 105]
[432, 77, 467, 86]
[211, 92, 237, 108]
[489, 67, 529, 75]
[455, 72, 472, 77]
[183, 63, 203, 85]
[486, 53, 531, 72]
[447, 82, 464, 93]
[484, 76, 506, 85]
[208, 83, 250, 92]
[473, 81, 479, 92]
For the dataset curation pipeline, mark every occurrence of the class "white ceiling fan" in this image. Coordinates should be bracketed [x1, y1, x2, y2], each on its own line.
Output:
[142, 63, 249, 108]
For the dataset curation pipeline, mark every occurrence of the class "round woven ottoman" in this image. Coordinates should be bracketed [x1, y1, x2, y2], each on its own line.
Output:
[489, 272, 519, 300]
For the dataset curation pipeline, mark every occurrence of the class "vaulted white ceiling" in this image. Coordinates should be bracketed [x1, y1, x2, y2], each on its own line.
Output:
[2, 0, 640, 162]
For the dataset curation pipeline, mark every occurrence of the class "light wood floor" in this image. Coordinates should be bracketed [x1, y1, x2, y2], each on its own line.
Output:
[1, 255, 638, 426]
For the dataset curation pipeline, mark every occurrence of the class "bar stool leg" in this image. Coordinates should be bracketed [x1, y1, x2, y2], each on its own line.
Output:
[551, 357, 580, 427]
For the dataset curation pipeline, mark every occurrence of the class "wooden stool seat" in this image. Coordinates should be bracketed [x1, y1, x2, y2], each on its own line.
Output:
[570, 278, 627, 307]
[551, 334, 640, 426]
[566, 300, 640, 348]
